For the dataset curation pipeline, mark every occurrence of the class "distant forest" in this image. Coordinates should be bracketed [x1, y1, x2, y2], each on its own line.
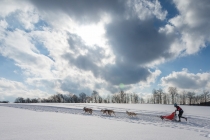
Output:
[11, 87, 210, 106]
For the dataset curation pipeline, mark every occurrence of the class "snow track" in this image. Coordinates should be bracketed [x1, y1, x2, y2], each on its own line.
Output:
[1, 103, 210, 138]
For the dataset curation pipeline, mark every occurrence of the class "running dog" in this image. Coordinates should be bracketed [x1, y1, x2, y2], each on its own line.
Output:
[83, 107, 92, 114]
[101, 109, 116, 116]
[126, 111, 137, 117]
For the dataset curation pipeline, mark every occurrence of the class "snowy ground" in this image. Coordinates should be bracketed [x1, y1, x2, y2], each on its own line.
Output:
[0, 103, 210, 140]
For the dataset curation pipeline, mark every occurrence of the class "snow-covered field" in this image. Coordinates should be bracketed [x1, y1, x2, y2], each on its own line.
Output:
[0, 103, 210, 140]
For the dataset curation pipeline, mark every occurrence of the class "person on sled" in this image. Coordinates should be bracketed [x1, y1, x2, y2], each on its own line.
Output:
[174, 103, 187, 122]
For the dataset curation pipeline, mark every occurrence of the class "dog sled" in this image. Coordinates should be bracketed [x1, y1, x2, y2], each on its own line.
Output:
[160, 112, 177, 121]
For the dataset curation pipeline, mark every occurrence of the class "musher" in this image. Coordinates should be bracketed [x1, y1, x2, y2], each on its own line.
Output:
[174, 103, 187, 122]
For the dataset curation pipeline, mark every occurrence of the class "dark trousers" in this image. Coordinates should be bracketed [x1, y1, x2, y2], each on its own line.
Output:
[178, 110, 184, 120]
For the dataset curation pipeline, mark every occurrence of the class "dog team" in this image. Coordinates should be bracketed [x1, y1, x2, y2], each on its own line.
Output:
[83, 107, 137, 117]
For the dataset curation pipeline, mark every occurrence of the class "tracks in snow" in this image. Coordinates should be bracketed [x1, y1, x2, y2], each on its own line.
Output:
[1, 104, 210, 138]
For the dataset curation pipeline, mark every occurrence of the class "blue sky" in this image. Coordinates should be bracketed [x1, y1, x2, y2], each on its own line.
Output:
[0, 0, 210, 102]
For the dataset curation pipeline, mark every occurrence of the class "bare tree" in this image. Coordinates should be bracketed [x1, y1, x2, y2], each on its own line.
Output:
[152, 89, 158, 104]
[25, 98, 31, 103]
[157, 88, 163, 104]
[203, 90, 209, 103]
[54, 94, 63, 103]
[140, 97, 145, 104]
[85, 96, 92, 103]
[194, 94, 201, 104]
[133, 93, 139, 103]
[125, 93, 130, 103]
[14, 97, 25, 103]
[180, 91, 187, 105]
[62, 94, 72, 103]
[58, 94, 65, 103]
[168, 87, 177, 104]
[112, 94, 118, 103]
[106, 95, 111, 103]
[113, 93, 119, 103]
[148, 95, 154, 104]
[91, 90, 99, 103]
[31, 98, 38, 103]
[187, 91, 195, 105]
[162, 93, 167, 104]
[98, 95, 103, 103]
[71, 94, 79, 103]
[79, 92, 87, 103]
[120, 91, 126, 103]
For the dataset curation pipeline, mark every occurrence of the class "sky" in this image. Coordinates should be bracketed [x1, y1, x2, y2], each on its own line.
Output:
[0, 0, 210, 102]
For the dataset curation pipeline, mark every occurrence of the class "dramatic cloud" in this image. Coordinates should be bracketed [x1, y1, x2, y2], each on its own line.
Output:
[0, 0, 210, 102]
[105, 18, 176, 67]
[63, 33, 161, 86]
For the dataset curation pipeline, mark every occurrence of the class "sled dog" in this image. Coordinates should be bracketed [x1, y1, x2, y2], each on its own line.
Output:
[101, 109, 116, 116]
[83, 107, 92, 114]
[126, 111, 137, 117]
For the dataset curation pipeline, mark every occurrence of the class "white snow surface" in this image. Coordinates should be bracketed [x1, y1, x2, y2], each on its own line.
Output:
[0, 103, 210, 140]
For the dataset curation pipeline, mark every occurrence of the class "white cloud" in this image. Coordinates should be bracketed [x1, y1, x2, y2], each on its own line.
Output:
[161, 0, 210, 56]
[126, 0, 167, 20]
[0, 20, 8, 29]
[16, 9, 39, 30]
[0, 0, 28, 17]
[0, 78, 49, 101]
[161, 69, 210, 91]
[0, 29, 54, 78]
[138, 69, 161, 88]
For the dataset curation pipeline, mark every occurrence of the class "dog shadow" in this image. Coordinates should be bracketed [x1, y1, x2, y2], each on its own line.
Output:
[127, 116, 139, 120]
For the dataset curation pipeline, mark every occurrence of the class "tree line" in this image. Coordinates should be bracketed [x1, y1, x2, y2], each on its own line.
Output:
[14, 87, 210, 105]
[14, 90, 144, 104]
[0, 101, 9, 103]
[147, 87, 210, 105]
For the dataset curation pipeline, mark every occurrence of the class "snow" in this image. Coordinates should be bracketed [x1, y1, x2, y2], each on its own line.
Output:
[0, 103, 210, 140]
